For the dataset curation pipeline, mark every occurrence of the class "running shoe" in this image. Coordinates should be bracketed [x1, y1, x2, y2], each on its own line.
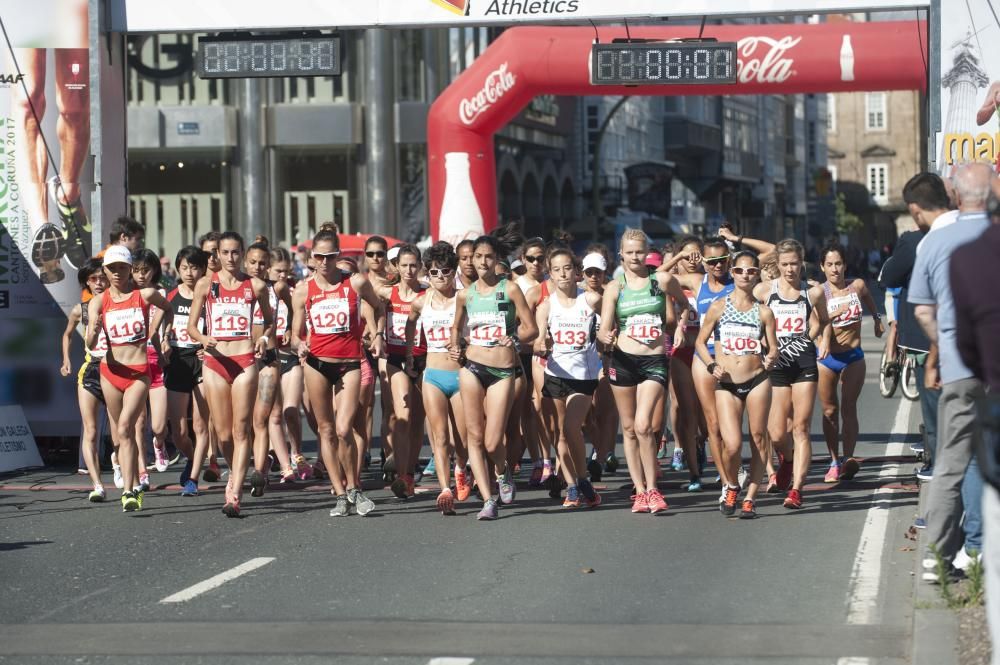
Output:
[910, 441, 925, 454]
[587, 456, 603, 483]
[168, 450, 183, 467]
[153, 445, 169, 473]
[540, 461, 554, 484]
[436, 488, 456, 515]
[721, 485, 739, 516]
[203, 461, 221, 483]
[577, 478, 601, 508]
[138, 472, 150, 492]
[952, 547, 982, 573]
[422, 456, 437, 480]
[180, 479, 199, 496]
[113, 464, 124, 489]
[529, 462, 544, 487]
[48, 178, 91, 270]
[913, 517, 926, 529]
[563, 485, 581, 508]
[249, 469, 266, 498]
[77, 467, 88, 475]
[783, 488, 803, 509]
[390, 476, 408, 499]
[647, 488, 668, 514]
[916, 464, 933, 482]
[737, 465, 748, 490]
[631, 491, 649, 513]
[477, 498, 499, 521]
[670, 447, 685, 471]
[88, 486, 106, 503]
[687, 478, 703, 493]
[222, 497, 241, 518]
[605, 452, 619, 473]
[775, 460, 794, 492]
[455, 467, 471, 502]
[498, 468, 516, 505]
[546, 473, 564, 500]
[740, 498, 757, 519]
[840, 457, 861, 481]
[657, 438, 669, 460]
[121, 491, 138, 512]
[347, 488, 375, 516]
[294, 455, 314, 481]
[824, 461, 841, 483]
[279, 469, 297, 484]
[134, 489, 144, 511]
[329, 494, 350, 517]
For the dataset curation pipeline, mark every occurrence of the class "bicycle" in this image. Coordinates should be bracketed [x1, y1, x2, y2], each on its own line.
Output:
[879, 339, 919, 401]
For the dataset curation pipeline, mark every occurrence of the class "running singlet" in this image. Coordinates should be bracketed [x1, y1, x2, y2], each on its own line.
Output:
[825, 283, 862, 328]
[678, 287, 699, 331]
[387, 285, 427, 356]
[305, 272, 362, 359]
[697, 275, 734, 354]
[252, 283, 289, 334]
[715, 296, 763, 357]
[465, 278, 515, 348]
[81, 299, 108, 359]
[167, 287, 204, 349]
[766, 281, 815, 369]
[101, 290, 149, 347]
[206, 274, 255, 341]
[615, 274, 665, 344]
[419, 294, 456, 354]
[546, 289, 600, 381]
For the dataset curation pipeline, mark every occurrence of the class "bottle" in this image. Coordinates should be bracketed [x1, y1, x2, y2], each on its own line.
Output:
[438, 152, 485, 245]
[840, 35, 855, 82]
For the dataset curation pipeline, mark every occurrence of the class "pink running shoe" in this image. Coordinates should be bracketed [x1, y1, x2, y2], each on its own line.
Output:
[646, 488, 668, 514]
[824, 462, 840, 483]
[631, 491, 650, 513]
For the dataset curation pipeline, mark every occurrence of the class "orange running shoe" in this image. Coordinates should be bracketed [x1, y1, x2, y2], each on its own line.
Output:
[647, 488, 668, 514]
[783, 488, 803, 509]
[721, 486, 739, 516]
[436, 488, 456, 515]
[562, 485, 581, 508]
[740, 498, 757, 519]
[455, 468, 471, 502]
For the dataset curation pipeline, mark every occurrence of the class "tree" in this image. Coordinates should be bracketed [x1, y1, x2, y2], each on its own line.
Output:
[834, 192, 863, 235]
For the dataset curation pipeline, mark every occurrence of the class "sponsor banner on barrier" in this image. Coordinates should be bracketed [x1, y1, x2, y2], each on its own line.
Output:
[0, 404, 44, 472]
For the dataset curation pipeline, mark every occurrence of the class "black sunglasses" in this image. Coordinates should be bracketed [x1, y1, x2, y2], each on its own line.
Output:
[583, 268, 603, 278]
[366, 251, 386, 258]
[523, 255, 544, 264]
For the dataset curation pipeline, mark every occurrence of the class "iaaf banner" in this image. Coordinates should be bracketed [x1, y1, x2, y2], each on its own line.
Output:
[0, 0, 92, 436]
[120, 0, 928, 32]
[936, 0, 1000, 174]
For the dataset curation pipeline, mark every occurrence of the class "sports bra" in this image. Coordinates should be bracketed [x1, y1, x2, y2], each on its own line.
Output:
[714, 295, 763, 357]
[101, 289, 149, 348]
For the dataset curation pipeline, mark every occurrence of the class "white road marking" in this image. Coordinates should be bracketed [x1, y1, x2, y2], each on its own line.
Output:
[846, 397, 913, 625]
[427, 659, 475, 665]
[160, 557, 275, 604]
[837, 658, 871, 665]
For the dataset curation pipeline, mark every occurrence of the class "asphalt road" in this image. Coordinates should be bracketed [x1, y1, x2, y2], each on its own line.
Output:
[0, 324, 923, 665]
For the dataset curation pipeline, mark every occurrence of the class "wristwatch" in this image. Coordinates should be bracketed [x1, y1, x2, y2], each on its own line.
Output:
[707, 362, 718, 374]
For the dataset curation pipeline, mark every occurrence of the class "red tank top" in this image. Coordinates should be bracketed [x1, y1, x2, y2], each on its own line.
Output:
[539, 281, 550, 304]
[206, 273, 256, 341]
[306, 274, 363, 359]
[101, 289, 149, 348]
[386, 285, 426, 357]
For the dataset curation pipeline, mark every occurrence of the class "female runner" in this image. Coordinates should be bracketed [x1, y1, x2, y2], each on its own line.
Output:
[514, 237, 550, 483]
[817, 244, 883, 482]
[188, 231, 274, 517]
[245, 237, 295, 491]
[198, 231, 224, 482]
[338, 256, 376, 482]
[696, 251, 779, 518]
[406, 241, 470, 515]
[291, 224, 383, 517]
[752, 240, 831, 508]
[131, 249, 168, 488]
[377, 244, 427, 498]
[164, 246, 211, 496]
[61, 258, 111, 502]
[449, 223, 538, 521]
[534, 248, 603, 508]
[85, 246, 172, 511]
[455, 239, 477, 290]
[580, 247, 618, 481]
[598, 229, 688, 514]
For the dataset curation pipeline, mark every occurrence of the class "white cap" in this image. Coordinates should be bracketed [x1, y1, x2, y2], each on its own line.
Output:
[510, 258, 524, 271]
[582, 253, 607, 271]
[102, 245, 133, 266]
[387, 246, 401, 261]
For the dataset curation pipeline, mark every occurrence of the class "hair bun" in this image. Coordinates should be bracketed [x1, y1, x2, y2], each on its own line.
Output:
[254, 235, 270, 247]
[319, 222, 340, 234]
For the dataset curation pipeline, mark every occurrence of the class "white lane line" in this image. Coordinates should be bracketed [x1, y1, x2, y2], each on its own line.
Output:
[837, 658, 871, 665]
[427, 659, 475, 665]
[846, 397, 913, 625]
[160, 557, 275, 604]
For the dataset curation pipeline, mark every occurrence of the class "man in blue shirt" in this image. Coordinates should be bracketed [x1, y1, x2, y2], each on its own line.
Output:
[909, 162, 992, 580]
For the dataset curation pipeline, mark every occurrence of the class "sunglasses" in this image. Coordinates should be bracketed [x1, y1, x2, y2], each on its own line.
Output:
[428, 268, 454, 278]
[313, 251, 340, 261]
[523, 255, 544, 264]
[704, 255, 730, 265]
[365, 251, 386, 258]
[731, 267, 760, 276]
[583, 268, 603, 278]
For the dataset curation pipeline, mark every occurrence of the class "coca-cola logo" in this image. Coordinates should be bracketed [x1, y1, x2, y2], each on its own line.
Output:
[459, 62, 516, 125]
[736, 36, 802, 84]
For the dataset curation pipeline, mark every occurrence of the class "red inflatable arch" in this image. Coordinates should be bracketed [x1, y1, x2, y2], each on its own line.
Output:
[428, 21, 928, 243]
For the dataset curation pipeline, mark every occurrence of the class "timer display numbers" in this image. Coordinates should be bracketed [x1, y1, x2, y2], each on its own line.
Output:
[591, 42, 737, 86]
[197, 34, 341, 79]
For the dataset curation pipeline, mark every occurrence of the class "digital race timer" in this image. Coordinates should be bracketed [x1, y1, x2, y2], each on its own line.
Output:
[591, 41, 737, 86]
[197, 34, 342, 79]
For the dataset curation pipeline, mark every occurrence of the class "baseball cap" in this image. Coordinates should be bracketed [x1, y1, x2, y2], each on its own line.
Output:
[387, 246, 401, 262]
[644, 251, 663, 268]
[510, 258, 524, 271]
[582, 253, 607, 271]
[102, 245, 133, 266]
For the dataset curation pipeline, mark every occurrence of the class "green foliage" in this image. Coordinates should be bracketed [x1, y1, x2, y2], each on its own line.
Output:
[834, 192, 864, 235]
[930, 545, 985, 609]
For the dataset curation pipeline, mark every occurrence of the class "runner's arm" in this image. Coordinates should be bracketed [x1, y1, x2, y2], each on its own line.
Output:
[85, 295, 103, 352]
[855, 278, 884, 338]
[188, 277, 216, 348]
[509, 280, 538, 345]
[597, 280, 620, 346]
[61, 304, 82, 376]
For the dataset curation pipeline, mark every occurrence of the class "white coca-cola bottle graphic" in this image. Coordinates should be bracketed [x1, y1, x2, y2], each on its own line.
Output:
[840, 35, 855, 82]
[438, 152, 485, 244]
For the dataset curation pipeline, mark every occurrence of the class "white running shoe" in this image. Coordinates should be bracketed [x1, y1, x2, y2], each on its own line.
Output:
[88, 486, 106, 502]
[153, 445, 168, 473]
[113, 464, 124, 489]
[952, 547, 982, 572]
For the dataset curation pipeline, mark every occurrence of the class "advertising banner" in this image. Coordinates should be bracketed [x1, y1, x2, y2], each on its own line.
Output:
[0, 0, 91, 436]
[935, 0, 1000, 173]
[0, 405, 44, 472]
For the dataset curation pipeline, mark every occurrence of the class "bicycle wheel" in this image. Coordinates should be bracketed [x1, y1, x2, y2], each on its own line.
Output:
[879, 347, 899, 398]
[901, 354, 920, 401]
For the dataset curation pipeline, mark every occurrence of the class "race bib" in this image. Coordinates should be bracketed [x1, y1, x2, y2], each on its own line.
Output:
[684, 296, 700, 327]
[828, 294, 862, 328]
[625, 313, 661, 344]
[772, 302, 807, 338]
[170, 313, 204, 348]
[387, 310, 408, 346]
[89, 330, 109, 358]
[719, 322, 761, 356]
[468, 311, 505, 347]
[550, 317, 589, 352]
[310, 297, 351, 335]
[276, 301, 289, 332]
[422, 313, 453, 352]
[104, 307, 146, 345]
[210, 302, 252, 338]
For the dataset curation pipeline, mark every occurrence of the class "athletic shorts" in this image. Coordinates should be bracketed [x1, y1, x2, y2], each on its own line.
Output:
[670, 345, 695, 367]
[164, 350, 202, 393]
[146, 346, 164, 389]
[769, 362, 818, 387]
[462, 359, 515, 390]
[305, 355, 361, 386]
[424, 367, 460, 398]
[607, 347, 669, 388]
[77, 359, 105, 404]
[818, 347, 864, 374]
[542, 373, 598, 399]
[386, 353, 427, 375]
[360, 352, 374, 387]
[716, 371, 769, 402]
[257, 348, 279, 369]
[278, 351, 299, 376]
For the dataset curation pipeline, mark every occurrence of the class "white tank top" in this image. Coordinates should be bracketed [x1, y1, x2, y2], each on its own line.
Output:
[418, 293, 456, 354]
[516, 275, 537, 294]
[545, 288, 601, 381]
